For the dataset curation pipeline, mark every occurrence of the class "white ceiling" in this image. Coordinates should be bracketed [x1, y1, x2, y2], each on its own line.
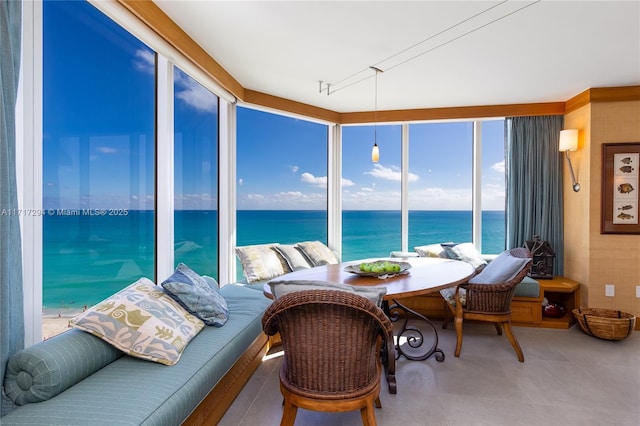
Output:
[154, 1, 640, 113]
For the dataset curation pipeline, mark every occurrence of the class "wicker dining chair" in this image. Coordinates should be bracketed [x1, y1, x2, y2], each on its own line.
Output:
[442, 247, 532, 362]
[262, 289, 395, 426]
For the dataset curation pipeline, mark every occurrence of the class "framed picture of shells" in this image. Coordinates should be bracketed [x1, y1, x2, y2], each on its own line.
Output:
[601, 142, 640, 234]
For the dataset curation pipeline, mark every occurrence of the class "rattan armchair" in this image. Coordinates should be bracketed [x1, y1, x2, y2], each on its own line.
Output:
[262, 289, 395, 426]
[442, 247, 532, 362]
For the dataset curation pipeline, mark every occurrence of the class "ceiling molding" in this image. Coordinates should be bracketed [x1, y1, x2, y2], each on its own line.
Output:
[341, 102, 566, 124]
[119, 1, 638, 124]
[565, 86, 640, 113]
[243, 89, 341, 124]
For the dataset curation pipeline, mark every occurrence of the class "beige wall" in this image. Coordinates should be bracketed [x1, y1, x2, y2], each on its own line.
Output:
[563, 100, 640, 321]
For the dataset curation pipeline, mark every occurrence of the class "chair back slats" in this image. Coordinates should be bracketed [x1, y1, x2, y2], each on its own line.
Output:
[262, 289, 394, 399]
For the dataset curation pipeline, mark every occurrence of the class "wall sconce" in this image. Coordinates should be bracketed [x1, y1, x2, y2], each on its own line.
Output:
[559, 129, 580, 192]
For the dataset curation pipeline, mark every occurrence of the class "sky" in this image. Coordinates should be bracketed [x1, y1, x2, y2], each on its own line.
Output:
[236, 109, 505, 210]
[43, 0, 505, 212]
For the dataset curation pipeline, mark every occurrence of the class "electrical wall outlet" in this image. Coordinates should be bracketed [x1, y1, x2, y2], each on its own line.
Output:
[636, 286, 640, 298]
[605, 284, 615, 297]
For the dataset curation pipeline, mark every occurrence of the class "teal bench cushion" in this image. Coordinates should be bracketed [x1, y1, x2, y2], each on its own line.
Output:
[1, 284, 271, 426]
[236, 277, 270, 292]
[514, 276, 540, 298]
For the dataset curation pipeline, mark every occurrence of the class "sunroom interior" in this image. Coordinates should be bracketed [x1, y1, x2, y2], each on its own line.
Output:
[1, 1, 639, 425]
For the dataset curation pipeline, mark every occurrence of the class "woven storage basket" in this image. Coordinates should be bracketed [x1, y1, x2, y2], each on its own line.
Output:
[572, 307, 636, 341]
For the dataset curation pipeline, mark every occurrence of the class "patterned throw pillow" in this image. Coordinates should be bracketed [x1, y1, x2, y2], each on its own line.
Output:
[70, 278, 204, 366]
[295, 241, 339, 266]
[235, 243, 288, 283]
[442, 242, 488, 272]
[161, 263, 229, 327]
[272, 244, 312, 271]
[414, 242, 452, 258]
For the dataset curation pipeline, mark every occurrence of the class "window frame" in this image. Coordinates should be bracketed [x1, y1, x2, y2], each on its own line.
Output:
[18, 0, 505, 345]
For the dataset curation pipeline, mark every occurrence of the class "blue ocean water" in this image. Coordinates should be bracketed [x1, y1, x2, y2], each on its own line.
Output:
[43, 210, 504, 311]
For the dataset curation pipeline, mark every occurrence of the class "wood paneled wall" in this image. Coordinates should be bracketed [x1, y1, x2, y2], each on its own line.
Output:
[564, 98, 640, 323]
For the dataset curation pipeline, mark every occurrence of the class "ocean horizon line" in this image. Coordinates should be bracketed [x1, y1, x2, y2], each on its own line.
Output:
[43, 209, 505, 310]
[43, 208, 505, 212]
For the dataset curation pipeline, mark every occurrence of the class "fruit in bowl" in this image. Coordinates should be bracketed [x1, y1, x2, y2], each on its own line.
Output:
[359, 261, 401, 274]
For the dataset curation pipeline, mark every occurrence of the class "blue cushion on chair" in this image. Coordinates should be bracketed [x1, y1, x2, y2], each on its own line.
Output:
[469, 250, 530, 284]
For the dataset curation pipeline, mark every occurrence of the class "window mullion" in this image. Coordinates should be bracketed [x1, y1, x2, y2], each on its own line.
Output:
[328, 124, 342, 258]
[155, 56, 174, 281]
[472, 121, 483, 252]
[401, 123, 409, 252]
[218, 99, 236, 285]
[20, 0, 44, 346]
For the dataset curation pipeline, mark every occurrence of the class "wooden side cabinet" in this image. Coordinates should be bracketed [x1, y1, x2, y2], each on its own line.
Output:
[539, 276, 581, 329]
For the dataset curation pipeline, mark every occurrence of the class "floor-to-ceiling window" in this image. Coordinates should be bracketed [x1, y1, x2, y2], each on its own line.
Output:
[43, 1, 155, 327]
[173, 67, 219, 278]
[342, 125, 402, 261]
[33, 1, 508, 342]
[408, 122, 474, 248]
[480, 119, 506, 254]
[236, 107, 329, 279]
[407, 120, 505, 254]
[341, 119, 506, 257]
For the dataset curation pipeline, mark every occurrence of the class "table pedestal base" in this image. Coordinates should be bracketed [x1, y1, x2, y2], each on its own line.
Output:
[384, 299, 446, 362]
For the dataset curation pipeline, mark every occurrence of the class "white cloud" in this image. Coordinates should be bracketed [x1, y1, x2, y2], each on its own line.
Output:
[491, 160, 505, 173]
[342, 184, 499, 211]
[97, 147, 118, 154]
[176, 193, 217, 209]
[180, 193, 216, 202]
[175, 73, 217, 113]
[405, 187, 473, 210]
[301, 172, 326, 187]
[238, 191, 326, 209]
[302, 172, 355, 188]
[238, 178, 243, 186]
[343, 188, 401, 210]
[482, 183, 506, 210]
[364, 164, 419, 182]
[290, 165, 299, 173]
[133, 49, 155, 74]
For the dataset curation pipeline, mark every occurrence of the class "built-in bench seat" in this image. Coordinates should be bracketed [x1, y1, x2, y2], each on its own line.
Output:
[1, 284, 272, 426]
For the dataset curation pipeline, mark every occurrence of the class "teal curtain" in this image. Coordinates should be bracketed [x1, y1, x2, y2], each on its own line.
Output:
[1, 0, 23, 416]
[505, 116, 564, 275]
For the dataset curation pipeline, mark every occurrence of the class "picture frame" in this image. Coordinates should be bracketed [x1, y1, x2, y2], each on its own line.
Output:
[601, 142, 640, 234]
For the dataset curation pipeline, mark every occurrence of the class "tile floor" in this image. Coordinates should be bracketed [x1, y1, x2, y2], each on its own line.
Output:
[220, 320, 639, 426]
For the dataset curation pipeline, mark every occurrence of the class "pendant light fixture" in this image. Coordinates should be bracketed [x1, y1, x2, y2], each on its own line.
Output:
[371, 66, 382, 163]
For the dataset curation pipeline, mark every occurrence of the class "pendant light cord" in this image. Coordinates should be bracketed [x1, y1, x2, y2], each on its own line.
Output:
[371, 66, 382, 144]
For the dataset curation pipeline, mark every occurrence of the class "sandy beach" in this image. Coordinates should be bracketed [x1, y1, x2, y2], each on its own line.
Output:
[42, 315, 76, 340]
